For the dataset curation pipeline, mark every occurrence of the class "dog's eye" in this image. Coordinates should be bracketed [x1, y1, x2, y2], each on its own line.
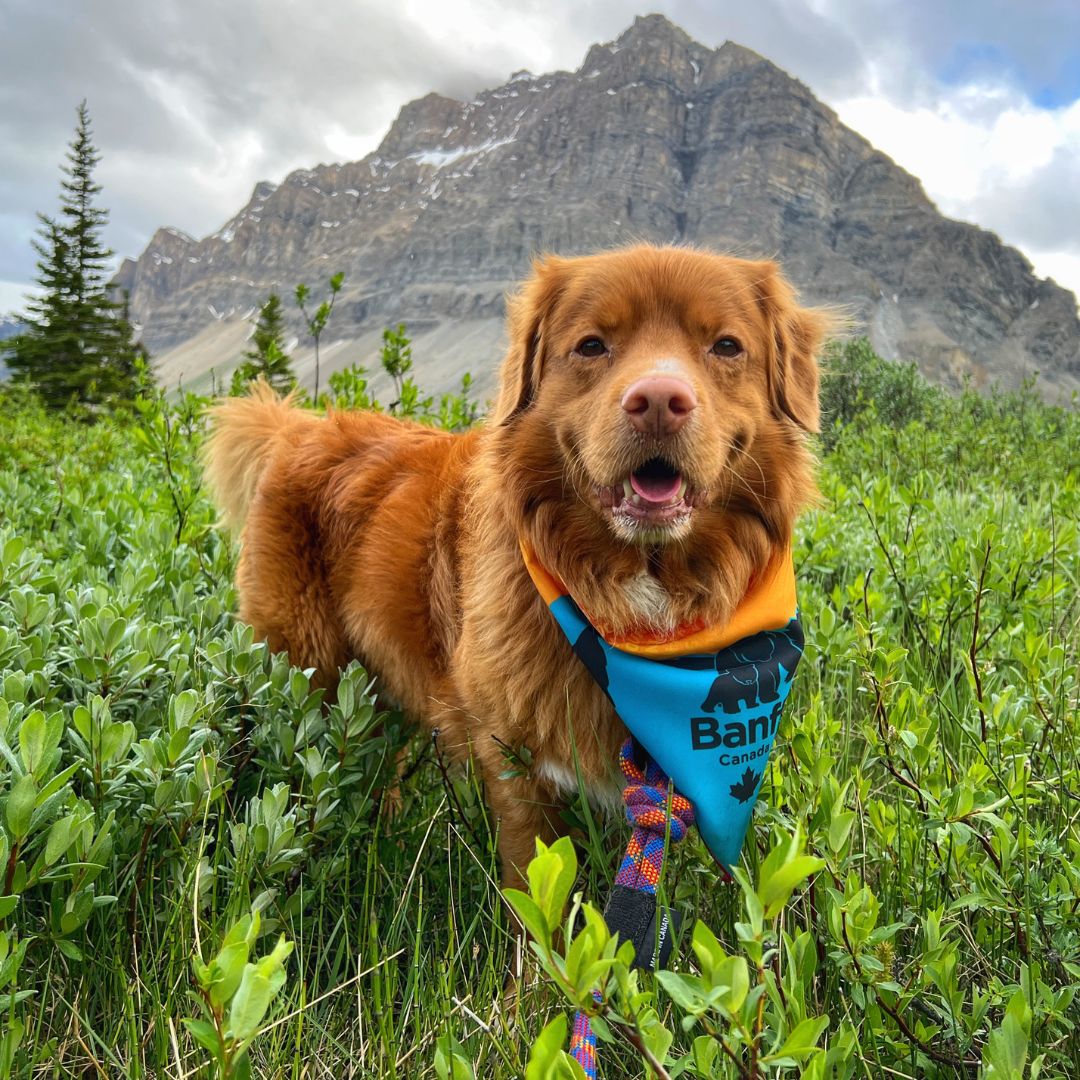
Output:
[711, 337, 743, 359]
[575, 337, 608, 358]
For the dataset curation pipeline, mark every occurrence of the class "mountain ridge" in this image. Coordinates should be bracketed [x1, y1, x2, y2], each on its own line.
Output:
[117, 13, 1080, 398]
[0, 317, 24, 342]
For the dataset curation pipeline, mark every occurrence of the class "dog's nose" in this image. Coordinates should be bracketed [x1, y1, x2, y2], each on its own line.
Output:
[621, 377, 697, 437]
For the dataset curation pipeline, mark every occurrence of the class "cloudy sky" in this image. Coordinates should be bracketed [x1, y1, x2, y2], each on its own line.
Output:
[1, 0, 1078, 316]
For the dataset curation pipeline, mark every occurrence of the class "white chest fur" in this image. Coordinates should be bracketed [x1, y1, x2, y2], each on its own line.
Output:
[622, 571, 675, 632]
[534, 758, 623, 811]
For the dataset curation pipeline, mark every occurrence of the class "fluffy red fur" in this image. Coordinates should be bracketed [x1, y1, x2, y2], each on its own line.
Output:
[203, 245, 830, 885]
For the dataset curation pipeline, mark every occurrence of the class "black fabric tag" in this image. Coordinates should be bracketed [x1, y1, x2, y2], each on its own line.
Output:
[603, 885, 682, 971]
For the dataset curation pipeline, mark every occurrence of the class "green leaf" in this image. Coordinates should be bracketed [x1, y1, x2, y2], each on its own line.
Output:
[102, 614, 127, 655]
[60, 888, 94, 934]
[55, 938, 84, 961]
[208, 940, 250, 1009]
[5, 773, 36, 839]
[690, 920, 727, 981]
[225, 934, 292, 1041]
[289, 670, 309, 704]
[763, 1015, 830, 1063]
[153, 779, 175, 809]
[168, 726, 191, 764]
[36, 761, 80, 804]
[717, 956, 749, 1013]
[100, 720, 135, 763]
[227, 966, 274, 1041]
[17, 710, 46, 774]
[565, 917, 604, 993]
[83, 810, 115, 871]
[981, 991, 1031, 1078]
[231, 1051, 252, 1080]
[434, 1034, 475, 1080]
[525, 1015, 586, 1080]
[504, 889, 551, 949]
[44, 814, 75, 864]
[222, 912, 257, 950]
[656, 970, 707, 1015]
[760, 856, 825, 918]
[170, 689, 198, 730]
[182, 1018, 223, 1058]
[588, 1013, 611, 1044]
[692, 1034, 719, 1075]
[542, 836, 578, 928]
[639, 1013, 673, 1068]
[828, 812, 856, 854]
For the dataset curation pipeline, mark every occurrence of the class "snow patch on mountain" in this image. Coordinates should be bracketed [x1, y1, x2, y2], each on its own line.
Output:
[410, 136, 515, 170]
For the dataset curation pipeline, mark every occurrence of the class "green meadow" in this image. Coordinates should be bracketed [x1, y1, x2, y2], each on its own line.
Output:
[0, 343, 1076, 1078]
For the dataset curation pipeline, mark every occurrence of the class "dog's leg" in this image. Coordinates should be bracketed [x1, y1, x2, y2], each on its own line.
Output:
[235, 525, 349, 693]
[485, 774, 566, 891]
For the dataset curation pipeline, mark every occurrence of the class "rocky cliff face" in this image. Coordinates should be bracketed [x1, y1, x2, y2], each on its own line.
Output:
[118, 14, 1080, 397]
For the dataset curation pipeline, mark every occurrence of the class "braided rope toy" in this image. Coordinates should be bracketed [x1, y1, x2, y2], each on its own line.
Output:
[568, 739, 696, 1077]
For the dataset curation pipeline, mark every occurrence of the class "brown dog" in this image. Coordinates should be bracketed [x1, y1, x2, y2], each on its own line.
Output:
[203, 245, 829, 886]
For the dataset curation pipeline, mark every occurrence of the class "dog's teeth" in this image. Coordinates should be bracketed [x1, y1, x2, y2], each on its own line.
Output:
[622, 478, 633, 501]
[630, 493, 642, 507]
[677, 479, 687, 500]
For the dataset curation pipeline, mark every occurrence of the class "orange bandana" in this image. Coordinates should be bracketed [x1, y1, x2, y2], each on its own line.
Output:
[522, 541, 803, 869]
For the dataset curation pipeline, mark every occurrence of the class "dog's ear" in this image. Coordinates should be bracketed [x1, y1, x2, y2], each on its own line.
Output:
[492, 255, 569, 425]
[752, 262, 832, 433]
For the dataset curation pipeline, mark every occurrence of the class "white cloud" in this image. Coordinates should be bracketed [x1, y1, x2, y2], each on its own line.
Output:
[1, 0, 1078, 318]
[400, 0, 568, 73]
[0, 281, 34, 318]
[323, 123, 381, 164]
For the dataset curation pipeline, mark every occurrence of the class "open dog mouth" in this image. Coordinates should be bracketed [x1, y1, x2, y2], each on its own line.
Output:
[595, 457, 700, 529]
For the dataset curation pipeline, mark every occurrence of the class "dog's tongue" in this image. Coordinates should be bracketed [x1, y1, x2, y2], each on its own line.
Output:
[630, 469, 683, 503]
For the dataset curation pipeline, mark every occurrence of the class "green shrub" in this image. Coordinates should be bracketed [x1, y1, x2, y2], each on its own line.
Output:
[0, 341, 1076, 1077]
[819, 337, 942, 443]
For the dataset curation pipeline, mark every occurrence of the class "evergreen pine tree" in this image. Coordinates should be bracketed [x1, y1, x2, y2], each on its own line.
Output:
[232, 293, 295, 393]
[3, 101, 142, 408]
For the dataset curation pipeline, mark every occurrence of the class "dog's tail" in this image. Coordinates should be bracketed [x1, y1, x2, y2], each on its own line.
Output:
[202, 379, 316, 533]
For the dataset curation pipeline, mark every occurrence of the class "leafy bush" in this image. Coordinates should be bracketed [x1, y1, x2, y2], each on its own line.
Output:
[819, 337, 943, 442]
[509, 830, 837, 1078]
[0, 342, 1076, 1077]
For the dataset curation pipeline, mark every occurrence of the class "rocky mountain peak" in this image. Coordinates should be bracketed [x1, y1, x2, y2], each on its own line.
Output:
[376, 92, 471, 160]
[617, 12, 696, 51]
[581, 13, 706, 83]
[119, 17, 1079, 399]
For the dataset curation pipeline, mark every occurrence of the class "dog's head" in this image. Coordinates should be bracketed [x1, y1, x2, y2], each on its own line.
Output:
[491, 246, 830, 629]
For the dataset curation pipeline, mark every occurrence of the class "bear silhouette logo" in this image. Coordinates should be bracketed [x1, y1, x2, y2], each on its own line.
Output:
[700, 620, 804, 714]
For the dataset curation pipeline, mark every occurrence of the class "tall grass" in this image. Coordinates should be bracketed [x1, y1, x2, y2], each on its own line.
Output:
[0, 344, 1076, 1077]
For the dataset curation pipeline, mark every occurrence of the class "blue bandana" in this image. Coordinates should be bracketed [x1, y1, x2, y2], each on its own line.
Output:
[523, 544, 804, 871]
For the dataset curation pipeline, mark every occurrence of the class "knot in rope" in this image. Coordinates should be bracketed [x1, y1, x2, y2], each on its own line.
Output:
[618, 738, 695, 843]
[613, 739, 695, 894]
